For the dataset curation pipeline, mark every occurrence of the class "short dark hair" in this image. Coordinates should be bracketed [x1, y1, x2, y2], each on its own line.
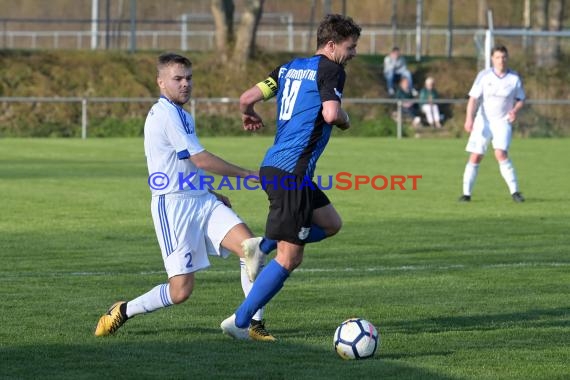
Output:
[491, 45, 508, 56]
[157, 53, 192, 75]
[316, 14, 361, 49]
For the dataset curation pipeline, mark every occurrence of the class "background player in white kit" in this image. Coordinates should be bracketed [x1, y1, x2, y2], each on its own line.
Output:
[94, 53, 275, 341]
[460, 45, 525, 203]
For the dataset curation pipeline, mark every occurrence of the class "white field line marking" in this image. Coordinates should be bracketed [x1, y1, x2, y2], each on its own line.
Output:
[3, 261, 567, 278]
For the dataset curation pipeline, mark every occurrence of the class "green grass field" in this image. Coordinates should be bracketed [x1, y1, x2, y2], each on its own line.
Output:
[1, 137, 568, 380]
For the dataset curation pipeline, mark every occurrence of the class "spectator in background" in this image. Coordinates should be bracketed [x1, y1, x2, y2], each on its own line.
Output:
[395, 76, 421, 127]
[419, 76, 443, 128]
[383, 46, 414, 96]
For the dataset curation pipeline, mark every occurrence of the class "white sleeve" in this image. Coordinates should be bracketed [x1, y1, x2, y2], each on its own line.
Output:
[515, 77, 526, 101]
[468, 70, 485, 99]
[164, 110, 205, 160]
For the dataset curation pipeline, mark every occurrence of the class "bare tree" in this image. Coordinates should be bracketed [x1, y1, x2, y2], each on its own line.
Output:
[534, 0, 564, 67]
[533, 0, 548, 64]
[211, 0, 264, 68]
[211, 0, 235, 63]
[477, 0, 488, 27]
[233, 0, 265, 68]
[523, 0, 532, 29]
[546, 0, 564, 64]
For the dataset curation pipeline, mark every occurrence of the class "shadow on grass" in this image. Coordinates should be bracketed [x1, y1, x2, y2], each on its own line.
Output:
[1, 339, 460, 380]
[0, 159, 145, 179]
[387, 306, 570, 334]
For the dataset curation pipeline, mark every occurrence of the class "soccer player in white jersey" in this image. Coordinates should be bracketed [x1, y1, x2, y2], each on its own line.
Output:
[460, 45, 526, 203]
[94, 53, 275, 341]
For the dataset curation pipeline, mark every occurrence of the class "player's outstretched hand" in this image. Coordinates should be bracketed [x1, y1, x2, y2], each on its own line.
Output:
[245, 170, 260, 184]
[336, 109, 351, 130]
[242, 113, 264, 131]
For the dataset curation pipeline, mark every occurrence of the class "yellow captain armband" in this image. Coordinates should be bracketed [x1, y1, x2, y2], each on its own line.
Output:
[256, 77, 278, 100]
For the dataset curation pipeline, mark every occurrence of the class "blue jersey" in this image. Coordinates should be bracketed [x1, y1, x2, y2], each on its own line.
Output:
[260, 55, 346, 178]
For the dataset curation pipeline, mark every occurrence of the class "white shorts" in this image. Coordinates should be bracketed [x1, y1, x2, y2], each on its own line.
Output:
[465, 116, 512, 154]
[150, 192, 243, 278]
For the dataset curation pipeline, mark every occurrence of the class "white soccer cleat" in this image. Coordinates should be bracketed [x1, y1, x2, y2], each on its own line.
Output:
[241, 237, 265, 282]
[221, 314, 250, 340]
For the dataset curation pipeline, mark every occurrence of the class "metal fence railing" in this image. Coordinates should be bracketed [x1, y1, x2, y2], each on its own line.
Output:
[4, 27, 566, 57]
[1, 96, 569, 139]
[2, 27, 570, 58]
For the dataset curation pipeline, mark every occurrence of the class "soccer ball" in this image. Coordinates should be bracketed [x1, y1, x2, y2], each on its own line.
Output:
[333, 318, 379, 360]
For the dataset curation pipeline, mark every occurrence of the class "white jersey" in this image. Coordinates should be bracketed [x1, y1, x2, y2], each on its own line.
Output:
[144, 96, 207, 196]
[469, 68, 525, 121]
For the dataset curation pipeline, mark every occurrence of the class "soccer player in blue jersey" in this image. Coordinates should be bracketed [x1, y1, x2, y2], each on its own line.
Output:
[94, 53, 275, 341]
[221, 14, 362, 339]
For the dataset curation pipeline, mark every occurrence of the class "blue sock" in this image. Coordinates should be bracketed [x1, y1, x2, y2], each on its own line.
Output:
[259, 237, 277, 254]
[259, 225, 327, 254]
[306, 224, 326, 243]
[235, 260, 290, 328]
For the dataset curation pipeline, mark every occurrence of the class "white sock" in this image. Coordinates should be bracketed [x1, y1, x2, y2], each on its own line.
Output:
[240, 258, 264, 321]
[126, 283, 173, 318]
[499, 159, 519, 194]
[462, 162, 479, 196]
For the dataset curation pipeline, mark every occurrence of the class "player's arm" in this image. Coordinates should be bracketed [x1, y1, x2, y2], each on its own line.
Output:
[240, 69, 279, 131]
[508, 98, 525, 123]
[319, 60, 350, 130]
[464, 96, 478, 132]
[239, 85, 266, 131]
[190, 150, 257, 179]
[322, 100, 351, 130]
[464, 71, 485, 132]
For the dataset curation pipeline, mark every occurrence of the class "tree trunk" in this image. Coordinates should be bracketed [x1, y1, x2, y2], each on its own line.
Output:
[322, 0, 332, 15]
[533, 0, 562, 67]
[523, 0, 531, 28]
[533, 0, 548, 66]
[211, 0, 234, 64]
[233, 0, 264, 69]
[545, 0, 564, 66]
[477, 0, 488, 27]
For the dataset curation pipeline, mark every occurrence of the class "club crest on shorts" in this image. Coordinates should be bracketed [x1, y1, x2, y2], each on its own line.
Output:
[298, 227, 310, 240]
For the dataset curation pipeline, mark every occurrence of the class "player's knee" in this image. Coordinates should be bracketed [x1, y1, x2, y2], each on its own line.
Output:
[280, 256, 303, 271]
[469, 153, 483, 164]
[325, 217, 342, 237]
[276, 250, 304, 271]
[290, 254, 304, 270]
[170, 286, 193, 304]
[494, 150, 508, 161]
